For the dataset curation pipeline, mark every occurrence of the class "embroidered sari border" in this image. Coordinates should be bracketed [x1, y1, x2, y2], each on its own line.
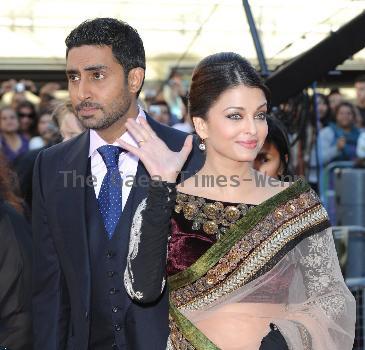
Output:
[168, 178, 310, 291]
[175, 205, 330, 310]
[169, 304, 220, 350]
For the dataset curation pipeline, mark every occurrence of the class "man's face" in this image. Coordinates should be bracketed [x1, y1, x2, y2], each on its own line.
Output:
[66, 45, 132, 130]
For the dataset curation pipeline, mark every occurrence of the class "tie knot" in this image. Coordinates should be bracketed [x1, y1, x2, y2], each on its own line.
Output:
[97, 145, 122, 168]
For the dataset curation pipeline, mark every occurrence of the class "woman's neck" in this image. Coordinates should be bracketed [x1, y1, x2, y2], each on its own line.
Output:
[2, 132, 21, 151]
[199, 157, 252, 180]
[190, 154, 255, 200]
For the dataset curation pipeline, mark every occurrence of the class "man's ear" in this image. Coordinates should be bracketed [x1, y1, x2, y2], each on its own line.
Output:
[128, 68, 145, 94]
[192, 116, 208, 139]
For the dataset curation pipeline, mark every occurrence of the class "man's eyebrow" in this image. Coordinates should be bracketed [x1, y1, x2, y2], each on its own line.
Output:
[65, 69, 78, 75]
[84, 64, 108, 72]
[66, 65, 108, 75]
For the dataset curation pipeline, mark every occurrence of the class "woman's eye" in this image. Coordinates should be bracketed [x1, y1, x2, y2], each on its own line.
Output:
[255, 112, 267, 120]
[227, 114, 242, 120]
[256, 154, 269, 163]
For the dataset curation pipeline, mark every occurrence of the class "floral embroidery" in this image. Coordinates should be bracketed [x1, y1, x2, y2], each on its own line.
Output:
[300, 231, 345, 319]
[124, 198, 147, 300]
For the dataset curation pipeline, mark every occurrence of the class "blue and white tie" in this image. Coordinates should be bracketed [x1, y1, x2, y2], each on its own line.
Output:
[97, 145, 123, 239]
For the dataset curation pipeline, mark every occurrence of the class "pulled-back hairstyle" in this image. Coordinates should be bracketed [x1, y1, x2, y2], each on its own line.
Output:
[65, 18, 146, 96]
[189, 52, 270, 119]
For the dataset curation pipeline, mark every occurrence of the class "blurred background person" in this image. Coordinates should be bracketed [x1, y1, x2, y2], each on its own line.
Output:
[355, 75, 365, 127]
[319, 101, 360, 165]
[148, 100, 171, 125]
[16, 101, 38, 141]
[28, 112, 57, 150]
[0, 79, 17, 100]
[13, 110, 61, 209]
[0, 107, 29, 163]
[171, 96, 194, 133]
[254, 115, 291, 179]
[0, 153, 32, 350]
[306, 93, 332, 192]
[52, 100, 85, 141]
[327, 88, 343, 120]
[162, 71, 186, 124]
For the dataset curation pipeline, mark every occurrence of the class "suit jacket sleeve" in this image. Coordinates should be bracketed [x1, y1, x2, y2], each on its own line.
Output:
[32, 151, 69, 349]
[124, 180, 176, 304]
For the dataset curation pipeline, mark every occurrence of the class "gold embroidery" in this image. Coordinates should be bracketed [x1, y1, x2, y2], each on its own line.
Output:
[175, 192, 254, 238]
[171, 190, 330, 311]
[168, 316, 196, 350]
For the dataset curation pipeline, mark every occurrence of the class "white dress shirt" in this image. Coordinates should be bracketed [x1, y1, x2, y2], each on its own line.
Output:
[88, 107, 146, 210]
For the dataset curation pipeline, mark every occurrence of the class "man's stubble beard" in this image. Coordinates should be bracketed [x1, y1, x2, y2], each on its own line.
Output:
[78, 93, 132, 130]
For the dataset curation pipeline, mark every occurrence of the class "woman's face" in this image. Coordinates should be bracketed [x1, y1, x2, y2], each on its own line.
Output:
[0, 108, 19, 133]
[336, 105, 354, 129]
[194, 85, 268, 163]
[253, 141, 283, 178]
[37, 114, 52, 135]
[316, 96, 328, 119]
[18, 106, 35, 131]
[60, 112, 84, 141]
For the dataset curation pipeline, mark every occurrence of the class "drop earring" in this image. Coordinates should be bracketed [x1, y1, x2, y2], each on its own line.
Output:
[199, 138, 206, 151]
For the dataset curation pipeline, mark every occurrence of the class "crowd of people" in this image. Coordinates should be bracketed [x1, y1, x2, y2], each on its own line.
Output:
[0, 17, 359, 350]
[1, 73, 364, 194]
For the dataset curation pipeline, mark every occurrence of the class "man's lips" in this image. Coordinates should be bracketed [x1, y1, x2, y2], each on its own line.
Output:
[235, 140, 258, 149]
[78, 107, 100, 116]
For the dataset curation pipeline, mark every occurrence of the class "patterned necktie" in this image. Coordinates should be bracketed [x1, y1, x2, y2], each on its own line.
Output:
[97, 145, 123, 239]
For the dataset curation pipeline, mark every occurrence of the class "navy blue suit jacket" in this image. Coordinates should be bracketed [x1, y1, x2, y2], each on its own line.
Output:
[32, 114, 204, 350]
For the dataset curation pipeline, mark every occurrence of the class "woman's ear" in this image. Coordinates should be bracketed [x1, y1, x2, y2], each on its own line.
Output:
[128, 68, 145, 95]
[192, 116, 208, 139]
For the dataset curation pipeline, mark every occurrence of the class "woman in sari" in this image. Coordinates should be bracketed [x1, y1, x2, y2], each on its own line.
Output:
[119, 52, 355, 349]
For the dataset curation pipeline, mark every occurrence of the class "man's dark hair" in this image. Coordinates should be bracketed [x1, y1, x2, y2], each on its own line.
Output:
[355, 75, 365, 84]
[65, 18, 146, 96]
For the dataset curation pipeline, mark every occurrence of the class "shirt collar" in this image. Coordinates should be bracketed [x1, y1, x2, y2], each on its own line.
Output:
[89, 106, 146, 158]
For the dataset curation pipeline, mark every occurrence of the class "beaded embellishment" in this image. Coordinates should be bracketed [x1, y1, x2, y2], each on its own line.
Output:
[175, 192, 255, 239]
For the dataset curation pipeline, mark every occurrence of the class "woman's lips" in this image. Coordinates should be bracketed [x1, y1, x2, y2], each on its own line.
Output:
[236, 140, 258, 149]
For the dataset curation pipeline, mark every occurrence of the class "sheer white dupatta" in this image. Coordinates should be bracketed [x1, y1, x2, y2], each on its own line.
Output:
[181, 228, 355, 350]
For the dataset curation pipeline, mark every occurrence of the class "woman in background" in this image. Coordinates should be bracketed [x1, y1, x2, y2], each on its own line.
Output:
[0, 153, 32, 350]
[319, 101, 360, 165]
[52, 100, 85, 141]
[0, 107, 29, 163]
[254, 115, 290, 180]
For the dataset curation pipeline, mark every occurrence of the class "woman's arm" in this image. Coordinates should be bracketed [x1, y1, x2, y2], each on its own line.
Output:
[124, 180, 176, 303]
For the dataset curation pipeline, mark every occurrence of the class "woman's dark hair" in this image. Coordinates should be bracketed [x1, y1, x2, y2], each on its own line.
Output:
[189, 52, 270, 119]
[65, 18, 146, 96]
[0, 154, 23, 214]
[266, 115, 291, 178]
[314, 93, 331, 127]
[335, 101, 357, 121]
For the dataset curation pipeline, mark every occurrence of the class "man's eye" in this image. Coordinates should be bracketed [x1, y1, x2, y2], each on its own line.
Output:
[68, 75, 80, 82]
[93, 72, 105, 80]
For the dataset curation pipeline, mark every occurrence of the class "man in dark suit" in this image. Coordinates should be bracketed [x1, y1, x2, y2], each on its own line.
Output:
[32, 18, 203, 350]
